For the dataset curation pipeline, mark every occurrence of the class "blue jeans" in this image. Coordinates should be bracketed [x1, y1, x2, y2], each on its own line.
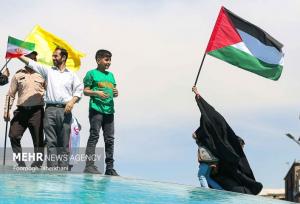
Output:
[198, 163, 223, 190]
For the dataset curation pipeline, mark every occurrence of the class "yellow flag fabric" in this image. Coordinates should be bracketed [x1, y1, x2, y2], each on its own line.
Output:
[25, 25, 85, 71]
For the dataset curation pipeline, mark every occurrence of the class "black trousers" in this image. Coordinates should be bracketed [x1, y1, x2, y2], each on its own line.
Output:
[85, 109, 115, 169]
[9, 106, 44, 164]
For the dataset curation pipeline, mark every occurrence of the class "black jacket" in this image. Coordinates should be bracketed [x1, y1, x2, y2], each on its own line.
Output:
[0, 73, 8, 86]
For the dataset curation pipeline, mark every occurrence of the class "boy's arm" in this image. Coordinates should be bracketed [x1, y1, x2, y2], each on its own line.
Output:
[112, 74, 118, 97]
[113, 87, 118, 97]
[83, 87, 108, 98]
[83, 71, 108, 99]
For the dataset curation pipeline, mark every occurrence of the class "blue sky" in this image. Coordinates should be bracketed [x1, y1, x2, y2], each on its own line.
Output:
[0, 0, 300, 189]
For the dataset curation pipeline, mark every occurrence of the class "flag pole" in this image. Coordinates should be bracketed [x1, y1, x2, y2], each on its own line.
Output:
[194, 53, 207, 86]
[3, 96, 10, 166]
[0, 58, 11, 73]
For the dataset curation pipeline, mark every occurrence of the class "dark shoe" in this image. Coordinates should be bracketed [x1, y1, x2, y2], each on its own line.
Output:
[31, 161, 43, 168]
[68, 164, 73, 171]
[105, 169, 119, 176]
[84, 165, 101, 174]
[18, 161, 26, 167]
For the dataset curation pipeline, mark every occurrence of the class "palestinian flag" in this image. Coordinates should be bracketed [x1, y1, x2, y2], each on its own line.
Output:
[5, 36, 35, 59]
[206, 7, 284, 80]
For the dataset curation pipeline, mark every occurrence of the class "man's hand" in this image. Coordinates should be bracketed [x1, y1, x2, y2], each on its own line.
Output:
[64, 97, 79, 113]
[3, 112, 10, 122]
[113, 87, 118, 97]
[65, 101, 75, 113]
[95, 91, 109, 99]
[2, 68, 10, 77]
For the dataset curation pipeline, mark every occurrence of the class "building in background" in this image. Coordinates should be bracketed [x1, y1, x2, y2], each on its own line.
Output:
[285, 162, 300, 202]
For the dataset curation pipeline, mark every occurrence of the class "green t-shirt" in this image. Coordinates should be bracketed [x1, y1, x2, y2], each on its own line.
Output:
[83, 69, 116, 114]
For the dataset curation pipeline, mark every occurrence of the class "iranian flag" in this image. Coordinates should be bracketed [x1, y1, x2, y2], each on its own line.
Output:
[5, 36, 35, 59]
[206, 7, 284, 80]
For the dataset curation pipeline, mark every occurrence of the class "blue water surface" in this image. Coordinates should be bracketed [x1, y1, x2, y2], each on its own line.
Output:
[0, 167, 292, 204]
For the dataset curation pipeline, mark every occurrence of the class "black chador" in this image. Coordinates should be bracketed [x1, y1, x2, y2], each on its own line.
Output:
[193, 95, 262, 195]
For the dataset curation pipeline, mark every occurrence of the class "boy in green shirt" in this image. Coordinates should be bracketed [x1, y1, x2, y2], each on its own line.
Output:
[83, 49, 119, 176]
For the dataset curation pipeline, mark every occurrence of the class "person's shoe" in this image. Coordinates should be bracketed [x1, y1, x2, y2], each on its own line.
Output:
[31, 161, 43, 168]
[105, 169, 119, 176]
[84, 165, 101, 174]
[17, 161, 26, 167]
[68, 164, 73, 171]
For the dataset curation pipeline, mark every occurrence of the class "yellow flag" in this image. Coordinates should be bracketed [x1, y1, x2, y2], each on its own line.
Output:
[25, 25, 85, 71]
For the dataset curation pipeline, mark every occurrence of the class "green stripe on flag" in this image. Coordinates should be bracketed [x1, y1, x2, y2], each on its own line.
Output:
[8, 36, 35, 51]
[208, 45, 283, 80]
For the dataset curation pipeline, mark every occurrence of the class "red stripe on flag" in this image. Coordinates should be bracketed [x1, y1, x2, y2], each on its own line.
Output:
[205, 7, 242, 53]
[5, 52, 23, 59]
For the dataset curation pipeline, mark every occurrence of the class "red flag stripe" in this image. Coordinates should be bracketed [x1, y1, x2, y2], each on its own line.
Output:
[205, 7, 242, 53]
[5, 52, 23, 59]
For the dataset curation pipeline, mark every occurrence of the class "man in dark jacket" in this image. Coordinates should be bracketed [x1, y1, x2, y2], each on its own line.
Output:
[0, 68, 9, 85]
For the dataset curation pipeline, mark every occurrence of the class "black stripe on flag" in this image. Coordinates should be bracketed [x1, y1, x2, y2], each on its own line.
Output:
[224, 7, 283, 52]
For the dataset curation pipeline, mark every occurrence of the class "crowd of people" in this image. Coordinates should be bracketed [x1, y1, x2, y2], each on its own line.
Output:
[0, 47, 262, 193]
[1, 48, 119, 176]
